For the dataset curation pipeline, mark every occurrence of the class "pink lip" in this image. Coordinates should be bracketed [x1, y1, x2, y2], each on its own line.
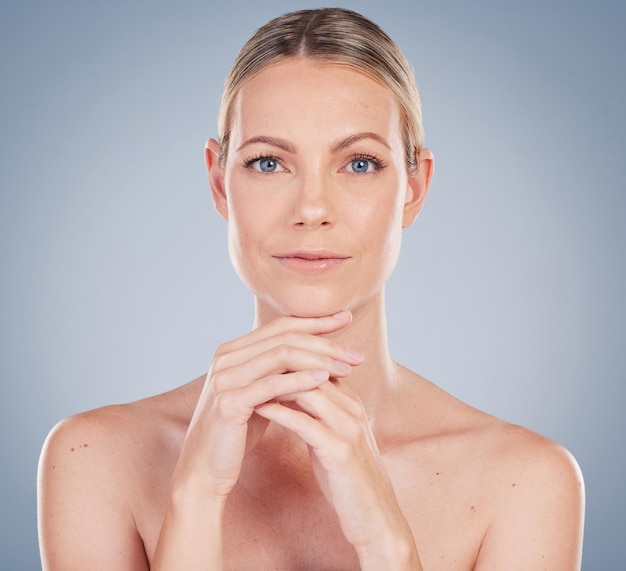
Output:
[273, 250, 350, 275]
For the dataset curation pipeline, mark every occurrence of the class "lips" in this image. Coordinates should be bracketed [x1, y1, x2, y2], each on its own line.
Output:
[273, 250, 350, 275]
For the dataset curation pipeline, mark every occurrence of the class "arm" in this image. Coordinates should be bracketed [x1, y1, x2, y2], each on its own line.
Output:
[255, 381, 424, 570]
[152, 312, 362, 569]
[474, 437, 585, 570]
[38, 413, 149, 571]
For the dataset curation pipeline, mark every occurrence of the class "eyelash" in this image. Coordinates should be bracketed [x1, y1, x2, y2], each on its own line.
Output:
[242, 154, 283, 170]
[241, 153, 387, 172]
[348, 153, 387, 171]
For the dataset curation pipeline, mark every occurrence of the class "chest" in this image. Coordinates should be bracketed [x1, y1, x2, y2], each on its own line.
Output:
[220, 461, 361, 570]
[135, 443, 488, 570]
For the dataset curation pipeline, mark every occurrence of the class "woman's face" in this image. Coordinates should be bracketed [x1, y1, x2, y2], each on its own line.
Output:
[207, 58, 432, 318]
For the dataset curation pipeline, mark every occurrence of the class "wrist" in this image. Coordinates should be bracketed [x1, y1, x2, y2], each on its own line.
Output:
[154, 469, 226, 570]
[169, 465, 229, 516]
[356, 528, 422, 571]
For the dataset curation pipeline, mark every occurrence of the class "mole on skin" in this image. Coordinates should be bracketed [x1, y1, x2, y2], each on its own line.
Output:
[70, 444, 89, 452]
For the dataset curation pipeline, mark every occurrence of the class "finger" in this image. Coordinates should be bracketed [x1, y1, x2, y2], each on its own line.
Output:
[254, 400, 382, 477]
[214, 328, 364, 374]
[217, 311, 353, 357]
[238, 369, 331, 408]
[213, 344, 357, 392]
[315, 381, 364, 419]
[253, 402, 335, 450]
[279, 379, 364, 419]
[210, 369, 330, 425]
[276, 383, 382, 463]
[286, 384, 364, 432]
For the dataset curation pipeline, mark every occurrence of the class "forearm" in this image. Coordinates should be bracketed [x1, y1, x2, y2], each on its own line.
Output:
[152, 471, 226, 570]
[356, 522, 423, 571]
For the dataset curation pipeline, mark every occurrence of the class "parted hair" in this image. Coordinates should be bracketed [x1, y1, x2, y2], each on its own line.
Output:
[217, 8, 424, 173]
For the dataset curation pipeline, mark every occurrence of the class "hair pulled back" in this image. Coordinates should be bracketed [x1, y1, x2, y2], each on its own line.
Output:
[217, 8, 424, 173]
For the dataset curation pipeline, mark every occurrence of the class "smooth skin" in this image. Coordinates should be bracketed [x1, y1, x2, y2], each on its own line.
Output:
[38, 60, 584, 570]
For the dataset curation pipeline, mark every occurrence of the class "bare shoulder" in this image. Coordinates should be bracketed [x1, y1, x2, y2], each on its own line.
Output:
[408, 370, 584, 568]
[397, 365, 583, 493]
[393, 368, 584, 568]
[474, 413, 584, 525]
[470, 417, 585, 568]
[38, 378, 202, 570]
[484, 416, 583, 492]
[43, 399, 147, 458]
[41, 383, 191, 475]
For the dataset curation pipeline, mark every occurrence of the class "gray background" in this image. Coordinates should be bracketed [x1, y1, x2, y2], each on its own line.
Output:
[1, 0, 624, 568]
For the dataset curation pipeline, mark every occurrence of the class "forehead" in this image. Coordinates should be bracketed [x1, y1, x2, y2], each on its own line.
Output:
[229, 59, 402, 150]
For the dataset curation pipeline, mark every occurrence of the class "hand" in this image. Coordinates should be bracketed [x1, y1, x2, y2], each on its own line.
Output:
[254, 379, 419, 565]
[173, 311, 364, 501]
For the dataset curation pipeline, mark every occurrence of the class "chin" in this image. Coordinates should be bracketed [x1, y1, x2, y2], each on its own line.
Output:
[264, 293, 345, 319]
[255, 282, 380, 320]
[251, 282, 341, 317]
[285, 306, 343, 318]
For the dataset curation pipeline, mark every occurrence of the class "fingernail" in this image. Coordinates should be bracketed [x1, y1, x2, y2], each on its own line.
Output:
[312, 370, 329, 382]
[332, 310, 351, 320]
[346, 347, 365, 362]
[335, 361, 352, 374]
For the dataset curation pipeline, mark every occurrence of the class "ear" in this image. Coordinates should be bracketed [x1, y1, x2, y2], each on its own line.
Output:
[205, 138, 229, 220]
[402, 148, 434, 228]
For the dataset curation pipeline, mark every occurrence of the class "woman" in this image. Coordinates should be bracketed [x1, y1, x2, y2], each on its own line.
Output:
[38, 8, 584, 570]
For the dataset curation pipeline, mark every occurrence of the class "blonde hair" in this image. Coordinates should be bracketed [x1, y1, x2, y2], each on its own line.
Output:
[217, 8, 424, 173]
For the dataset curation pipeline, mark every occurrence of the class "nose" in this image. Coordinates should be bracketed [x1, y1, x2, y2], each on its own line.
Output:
[290, 168, 334, 229]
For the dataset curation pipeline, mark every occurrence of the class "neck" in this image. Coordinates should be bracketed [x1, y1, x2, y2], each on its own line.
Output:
[253, 291, 399, 415]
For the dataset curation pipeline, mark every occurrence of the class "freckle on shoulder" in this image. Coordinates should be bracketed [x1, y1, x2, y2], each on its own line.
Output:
[42, 383, 195, 462]
[485, 418, 583, 491]
[43, 401, 145, 459]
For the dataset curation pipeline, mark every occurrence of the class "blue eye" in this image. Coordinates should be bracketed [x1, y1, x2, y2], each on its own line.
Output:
[258, 157, 278, 172]
[347, 154, 384, 173]
[350, 158, 372, 173]
[244, 155, 284, 173]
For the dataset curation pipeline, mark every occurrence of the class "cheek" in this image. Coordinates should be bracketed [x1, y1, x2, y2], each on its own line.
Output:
[354, 189, 405, 281]
[225, 189, 280, 287]
[226, 219, 260, 293]
[356, 188, 404, 242]
[226, 181, 265, 236]
[226, 194, 255, 264]
[228, 207, 260, 261]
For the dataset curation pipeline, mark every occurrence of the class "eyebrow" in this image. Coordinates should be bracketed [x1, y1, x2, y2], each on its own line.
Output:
[236, 132, 391, 155]
[331, 132, 391, 153]
[236, 136, 296, 154]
